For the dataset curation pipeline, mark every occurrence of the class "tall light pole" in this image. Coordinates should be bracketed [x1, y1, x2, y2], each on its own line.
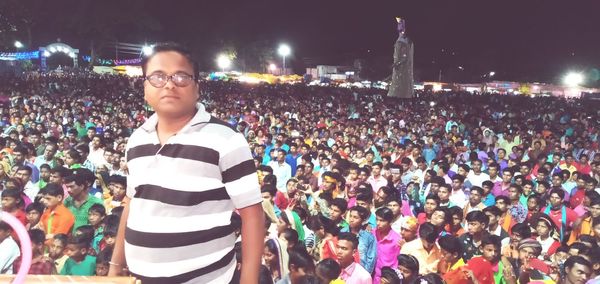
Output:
[278, 44, 291, 75]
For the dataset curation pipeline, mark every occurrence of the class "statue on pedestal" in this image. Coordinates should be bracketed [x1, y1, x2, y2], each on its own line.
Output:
[387, 17, 414, 98]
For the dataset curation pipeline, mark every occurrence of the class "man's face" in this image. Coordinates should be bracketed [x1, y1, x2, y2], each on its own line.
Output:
[29, 134, 40, 145]
[42, 194, 62, 208]
[348, 211, 363, 229]
[470, 190, 482, 204]
[43, 145, 57, 160]
[65, 181, 86, 198]
[502, 171, 513, 183]
[49, 172, 63, 184]
[508, 187, 520, 201]
[472, 161, 482, 173]
[372, 165, 381, 177]
[565, 263, 591, 284]
[143, 51, 200, 117]
[13, 150, 25, 164]
[386, 201, 401, 217]
[431, 211, 446, 227]
[358, 171, 368, 182]
[277, 151, 285, 162]
[329, 205, 343, 222]
[376, 216, 390, 231]
[356, 200, 370, 210]
[336, 240, 355, 267]
[485, 212, 498, 226]
[451, 179, 463, 190]
[438, 187, 450, 201]
[468, 221, 484, 235]
[549, 193, 563, 208]
[15, 169, 31, 183]
[424, 199, 437, 214]
[520, 165, 530, 176]
[488, 166, 498, 178]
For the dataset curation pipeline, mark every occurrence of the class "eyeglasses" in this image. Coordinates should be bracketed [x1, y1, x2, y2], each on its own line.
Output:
[145, 72, 196, 88]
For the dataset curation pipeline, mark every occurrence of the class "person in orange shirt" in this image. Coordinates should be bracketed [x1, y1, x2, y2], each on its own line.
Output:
[438, 235, 469, 284]
[38, 184, 75, 242]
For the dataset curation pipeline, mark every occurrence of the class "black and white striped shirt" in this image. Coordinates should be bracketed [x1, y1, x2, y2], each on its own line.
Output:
[124, 103, 261, 284]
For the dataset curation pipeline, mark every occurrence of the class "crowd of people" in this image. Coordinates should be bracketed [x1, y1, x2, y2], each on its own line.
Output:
[0, 70, 600, 284]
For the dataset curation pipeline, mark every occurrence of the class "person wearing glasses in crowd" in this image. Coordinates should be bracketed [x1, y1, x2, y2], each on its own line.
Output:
[108, 42, 264, 283]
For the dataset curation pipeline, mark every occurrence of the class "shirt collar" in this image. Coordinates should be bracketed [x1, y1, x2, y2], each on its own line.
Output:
[140, 102, 211, 133]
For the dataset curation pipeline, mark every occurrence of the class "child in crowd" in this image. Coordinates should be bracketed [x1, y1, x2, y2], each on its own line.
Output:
[88, 203, 106, 254]
[39, 184, 75, 242]
[12, 229, 55, 275]
[95, 248, 112, 276]
[60, 236, 96, 276]
[47, 233, 69, 274]
[25, 202, 44, 230]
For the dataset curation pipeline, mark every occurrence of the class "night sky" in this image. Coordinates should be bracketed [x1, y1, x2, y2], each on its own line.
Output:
[25, 0, 600, 85]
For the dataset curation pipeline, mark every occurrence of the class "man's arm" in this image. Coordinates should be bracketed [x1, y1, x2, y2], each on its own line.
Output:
[108, 196, 130, 276]
[238, 203, 265, 284]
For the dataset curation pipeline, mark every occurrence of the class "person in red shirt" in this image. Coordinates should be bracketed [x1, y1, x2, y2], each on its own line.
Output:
[541, 188, 578, 242]
[274, 178, 300, 210]
[1, 189, 27, 242]
[569, 174, 591, 209]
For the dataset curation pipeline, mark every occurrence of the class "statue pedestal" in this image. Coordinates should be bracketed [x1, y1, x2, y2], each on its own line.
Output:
[387, 37, 414, 98]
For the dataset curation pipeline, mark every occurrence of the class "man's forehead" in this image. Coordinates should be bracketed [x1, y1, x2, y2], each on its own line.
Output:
[146, 51, 194, 74]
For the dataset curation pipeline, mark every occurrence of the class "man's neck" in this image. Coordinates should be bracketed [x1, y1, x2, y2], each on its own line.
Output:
[350, 226, 360, 234]
[156, 112, 195, 137]
[489, 223, 498, 231]
[73, 192, 89, 203]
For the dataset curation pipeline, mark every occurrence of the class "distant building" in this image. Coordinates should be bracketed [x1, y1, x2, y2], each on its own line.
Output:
[306, 65, 360, 81]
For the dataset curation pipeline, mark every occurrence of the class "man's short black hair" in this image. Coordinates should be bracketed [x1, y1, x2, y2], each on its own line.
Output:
[337, 232, 359, 249]
[419, 222, 438, 243]
[466, 211, 489, 226]
[141, 42, 199, 79]
[43, 183, 64, 198]
[438, 235, 464, 257]
[288, 246, 315, 271]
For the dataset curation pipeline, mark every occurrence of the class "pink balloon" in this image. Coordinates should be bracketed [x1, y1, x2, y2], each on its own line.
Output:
[1, 212, 31, 284]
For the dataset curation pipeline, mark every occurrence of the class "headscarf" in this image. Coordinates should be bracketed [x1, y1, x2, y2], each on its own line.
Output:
[265, 237, 289, 280]
[284, 209, 305, 242]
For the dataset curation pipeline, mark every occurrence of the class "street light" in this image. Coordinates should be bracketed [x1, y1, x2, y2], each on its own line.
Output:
[14, 41, 23, 49]
[564, 72, 584, 87]
[278, 44, 291, 75]
[142, 45, 154, 56]
[269, 63, 277, 73]
[217, 54, 232, 72]
[489, 71, 496, 77]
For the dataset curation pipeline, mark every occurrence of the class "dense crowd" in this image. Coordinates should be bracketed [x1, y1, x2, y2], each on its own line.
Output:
[0, 71, 600, 284]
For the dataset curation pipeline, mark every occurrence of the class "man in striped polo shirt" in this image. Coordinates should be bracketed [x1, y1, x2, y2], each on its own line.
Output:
[108, 42, 264, 283]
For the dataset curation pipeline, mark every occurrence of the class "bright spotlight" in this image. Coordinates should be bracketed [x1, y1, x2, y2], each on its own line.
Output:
[142, 45, 154, 56]
[43, 51, 51, 57]
[489, 71, 496, 77]
[269, 64, 277, 72]
[217, 54, 232, 71]
[564, 73, 584, 87]
[14, 41, 23, 49]
[278, 44, 291, 57]
[429, 101, 436, 107]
